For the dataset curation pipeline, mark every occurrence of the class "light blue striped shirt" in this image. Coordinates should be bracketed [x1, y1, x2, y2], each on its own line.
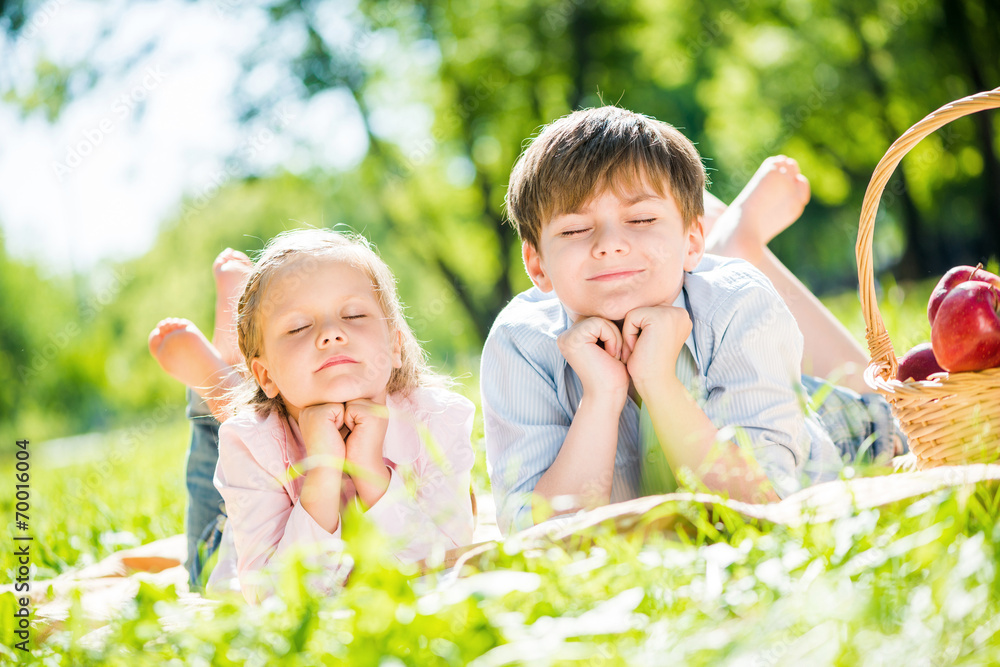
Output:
[481, 254, 843, 535]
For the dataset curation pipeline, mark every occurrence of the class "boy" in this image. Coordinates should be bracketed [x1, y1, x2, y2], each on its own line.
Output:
[482, 107, 901, 535]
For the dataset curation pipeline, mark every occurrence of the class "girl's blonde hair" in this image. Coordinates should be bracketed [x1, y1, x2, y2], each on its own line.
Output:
[231, 228, 435, 418]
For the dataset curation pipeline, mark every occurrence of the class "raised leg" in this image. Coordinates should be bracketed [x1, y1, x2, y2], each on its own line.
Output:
[756, 249, 869, 394]
[212, 249, 253, 368]
[705, 156, 870, 394]
[148, 318, 240, 420]
[184, 388, 224, 590]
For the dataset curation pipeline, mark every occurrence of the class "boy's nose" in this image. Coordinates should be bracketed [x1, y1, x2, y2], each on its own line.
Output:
[592, 224, 629, 257]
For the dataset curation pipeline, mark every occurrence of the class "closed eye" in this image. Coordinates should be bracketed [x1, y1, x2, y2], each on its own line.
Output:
[344, 314, 367, 320]
[559, 228, 590, 237]
[629, 218, 656, 225]
[287, 324, 309, 335]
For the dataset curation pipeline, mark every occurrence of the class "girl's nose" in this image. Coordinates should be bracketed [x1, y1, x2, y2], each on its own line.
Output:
[318, 320, 347, 346]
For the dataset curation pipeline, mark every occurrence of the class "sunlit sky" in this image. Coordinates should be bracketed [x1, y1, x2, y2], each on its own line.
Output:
[0, 0, 393, 274]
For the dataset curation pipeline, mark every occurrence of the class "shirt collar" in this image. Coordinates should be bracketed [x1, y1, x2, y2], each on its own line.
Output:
[671, 281, 700, 367]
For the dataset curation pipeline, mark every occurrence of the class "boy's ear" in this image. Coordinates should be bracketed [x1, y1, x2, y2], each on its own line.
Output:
[250, 357, 280, 399]
[683, 218, 707, 272]
[522, 241, 553, 292]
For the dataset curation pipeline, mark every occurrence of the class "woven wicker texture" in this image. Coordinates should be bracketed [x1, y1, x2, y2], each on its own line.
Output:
[856, 87, 1000, 468]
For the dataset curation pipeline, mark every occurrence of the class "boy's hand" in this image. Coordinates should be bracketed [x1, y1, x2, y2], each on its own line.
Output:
[557, 317, 629, 403]
[297, 403, 348, 459]
[621, 306, 692, 395]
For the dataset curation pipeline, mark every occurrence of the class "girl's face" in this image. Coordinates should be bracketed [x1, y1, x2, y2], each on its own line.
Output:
[249, 256, 402, 422]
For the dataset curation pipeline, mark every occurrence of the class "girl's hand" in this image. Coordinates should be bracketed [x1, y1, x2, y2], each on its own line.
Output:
[298, 402, 348, 459]
[295, 403, 349, 533]
[343, 398, 391, 508]
[621, 305, 692, 396]
[343, 399, 390, 467]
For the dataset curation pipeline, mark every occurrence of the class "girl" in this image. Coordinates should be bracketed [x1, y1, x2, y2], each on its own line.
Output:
[156, 229, 476, 603]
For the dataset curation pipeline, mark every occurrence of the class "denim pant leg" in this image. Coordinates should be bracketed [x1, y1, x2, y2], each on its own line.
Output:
[802, 375, 909, 464]
[185, 388, 224, 588]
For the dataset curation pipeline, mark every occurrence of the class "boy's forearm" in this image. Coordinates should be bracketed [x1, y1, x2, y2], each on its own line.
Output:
[640, 377, 779, 504]
[532, 394, 624, 523]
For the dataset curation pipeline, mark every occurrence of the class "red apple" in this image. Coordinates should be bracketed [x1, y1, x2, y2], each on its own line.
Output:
[928, 264, 1000, 325]
[930, 281, 1000, 372]
[896, 342, 946, 381]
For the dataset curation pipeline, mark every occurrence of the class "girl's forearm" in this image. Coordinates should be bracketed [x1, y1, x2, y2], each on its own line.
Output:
[349, 461, 391, 510]
[641, 377, 779, 504]
[299, 464, 344, 533]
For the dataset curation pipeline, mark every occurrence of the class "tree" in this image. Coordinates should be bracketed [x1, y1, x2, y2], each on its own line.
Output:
[3, 0, 1000, 438]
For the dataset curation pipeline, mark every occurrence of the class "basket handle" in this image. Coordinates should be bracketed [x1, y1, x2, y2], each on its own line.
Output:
[856, 87, 1000, 381]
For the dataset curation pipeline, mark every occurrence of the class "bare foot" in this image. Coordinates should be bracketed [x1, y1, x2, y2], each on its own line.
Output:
[706, 155, 810, 265]
[212, 249, 253, 367]
[149, 318, 231, 393]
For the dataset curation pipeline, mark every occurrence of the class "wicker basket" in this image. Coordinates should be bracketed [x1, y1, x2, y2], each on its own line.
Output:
[856, 87, 1000, 469]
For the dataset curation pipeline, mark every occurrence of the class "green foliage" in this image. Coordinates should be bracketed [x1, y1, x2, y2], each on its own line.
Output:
[0, 233, 116, 440]
[12, 469, 1000, 663]
[1, 59, 73, 121]
[0, 418, 188, 579]
[823, 274, 937, 355]
[4, 0, 1000, 440]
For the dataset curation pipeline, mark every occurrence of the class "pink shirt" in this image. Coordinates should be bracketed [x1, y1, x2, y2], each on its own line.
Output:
[211, 385, 476, 603]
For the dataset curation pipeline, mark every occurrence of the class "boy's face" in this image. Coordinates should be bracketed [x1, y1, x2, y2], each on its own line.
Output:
[523, 186, 705, 322]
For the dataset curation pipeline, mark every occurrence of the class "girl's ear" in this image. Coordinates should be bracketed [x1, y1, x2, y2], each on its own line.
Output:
[522, 241, 553, 292]
[250, 357, 280, 398]
[391, 329, 403, 369]
[683, 218, 707, 272]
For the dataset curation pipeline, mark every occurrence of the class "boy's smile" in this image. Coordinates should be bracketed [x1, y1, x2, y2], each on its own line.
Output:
[523, 186, 706, 322]
[588, 268, 645, 281]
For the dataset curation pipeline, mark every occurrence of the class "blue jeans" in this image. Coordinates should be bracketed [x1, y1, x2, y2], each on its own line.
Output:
[802, 375, 909, 463]
[184, 388, 225, 589]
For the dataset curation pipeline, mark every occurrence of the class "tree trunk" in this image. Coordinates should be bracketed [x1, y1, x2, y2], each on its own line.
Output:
[944, 0, 1000, 264]
[848, 7, 931, 278]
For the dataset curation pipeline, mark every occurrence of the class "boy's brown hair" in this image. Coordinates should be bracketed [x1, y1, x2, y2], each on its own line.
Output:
[506, 106, 706, 250]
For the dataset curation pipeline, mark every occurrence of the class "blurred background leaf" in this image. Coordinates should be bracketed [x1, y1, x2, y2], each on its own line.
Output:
[1, 0, 998, 441]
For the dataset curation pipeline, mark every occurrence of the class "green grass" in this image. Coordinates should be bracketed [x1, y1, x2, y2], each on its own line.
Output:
[6, 280, 1000, 664]
[1, 416, 189, 580]
[10, 478, 1000, 664]
[822, 276, 936, 357]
